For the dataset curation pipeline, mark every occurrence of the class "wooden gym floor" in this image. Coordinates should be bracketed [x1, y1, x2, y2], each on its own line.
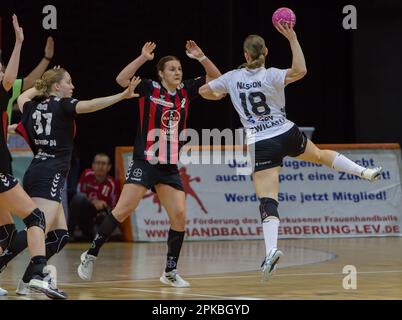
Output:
[0, 237, 401, 300]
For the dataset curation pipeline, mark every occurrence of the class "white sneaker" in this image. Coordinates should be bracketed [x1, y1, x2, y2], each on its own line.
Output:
[160, 270, 190, 288]
[16, 280, 30, 295]
[362, 167, 382, 181]
[0, 287, 8, 296]
[77, 251, 96, 281]
[261, 248, 283, 282]
[28, 274, 67, 300]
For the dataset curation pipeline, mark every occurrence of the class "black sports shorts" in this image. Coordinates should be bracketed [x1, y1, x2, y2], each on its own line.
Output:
[251, 125, 307, 172]
[23, 167, 66, 203]
[125, 158, 184, 192]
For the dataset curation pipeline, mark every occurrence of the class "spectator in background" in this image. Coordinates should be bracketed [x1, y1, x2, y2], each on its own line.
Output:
[68, 153, 121, 241]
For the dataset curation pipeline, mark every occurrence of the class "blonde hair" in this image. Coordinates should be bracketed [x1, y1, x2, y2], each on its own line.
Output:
[34, 68, 67, 97]
[241, 35, 266, 69]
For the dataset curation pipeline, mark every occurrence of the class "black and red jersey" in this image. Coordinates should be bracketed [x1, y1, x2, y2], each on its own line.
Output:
[134, 76, 205, 164]
[20, 96, 79, 173]
[0, 83, 11, 174]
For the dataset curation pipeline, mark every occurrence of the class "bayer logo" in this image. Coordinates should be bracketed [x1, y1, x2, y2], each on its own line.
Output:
[166, 258, 177, 269]
[161, 110, 180, 128]
[133, 168, 143, 178]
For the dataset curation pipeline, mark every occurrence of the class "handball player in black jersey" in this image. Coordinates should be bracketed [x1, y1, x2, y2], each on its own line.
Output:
[78, 41, 222, 287]
[3, 67, 140, 296]
[0, 14, 66, 299]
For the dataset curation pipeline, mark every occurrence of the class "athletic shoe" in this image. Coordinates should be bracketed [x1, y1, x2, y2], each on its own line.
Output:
[160, 270, 190, 288]
[16, 280, 30, 295]
[28, 274, 68, 300]
[261, 247, 283, 281]
[362, 167, 382, 181]
[77, 251, 96, 281]
[0, 287, 7, 296]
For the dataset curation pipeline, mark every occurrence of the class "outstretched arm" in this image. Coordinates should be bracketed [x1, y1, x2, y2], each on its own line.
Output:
[22, 37, 54, 91]
[76, 76, 141, 114]
[2, 15, 24, 92]
[274, 23, 307, 85]
[185, 40, 221, 82]
[116, 42, 156, 88]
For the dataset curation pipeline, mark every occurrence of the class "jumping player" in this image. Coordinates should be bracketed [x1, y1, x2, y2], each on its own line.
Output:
[199, 23, 382, 281]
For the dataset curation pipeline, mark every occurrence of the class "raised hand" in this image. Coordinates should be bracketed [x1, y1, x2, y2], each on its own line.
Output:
[45, 36, 55, 59]
[141, 42, 156, 61]
[274, 22, 297, 41]
[185, 40, 205, 60]
[12, 14, 24, 43]
[122, 76, 141, 99]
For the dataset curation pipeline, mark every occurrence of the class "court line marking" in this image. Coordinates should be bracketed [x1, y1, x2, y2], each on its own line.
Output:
[61, 269, 402, 286]
[108, 287, 263, 300]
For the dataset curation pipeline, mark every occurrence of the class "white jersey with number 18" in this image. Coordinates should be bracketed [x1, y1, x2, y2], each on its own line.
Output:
[208, 67, 294, 145]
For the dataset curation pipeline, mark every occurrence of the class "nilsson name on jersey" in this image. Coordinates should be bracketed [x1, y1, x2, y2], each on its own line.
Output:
[236, 81, 262, 90]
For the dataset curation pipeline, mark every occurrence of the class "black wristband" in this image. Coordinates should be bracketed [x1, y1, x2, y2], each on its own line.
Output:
[43, 56, 52, 61]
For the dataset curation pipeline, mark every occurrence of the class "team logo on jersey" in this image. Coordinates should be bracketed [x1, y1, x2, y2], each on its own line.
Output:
[161, 110, 180, 129]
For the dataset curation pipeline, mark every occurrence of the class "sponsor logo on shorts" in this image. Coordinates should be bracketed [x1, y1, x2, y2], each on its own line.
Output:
[132, 168, 143, 178]
[256, 160, 272, 167]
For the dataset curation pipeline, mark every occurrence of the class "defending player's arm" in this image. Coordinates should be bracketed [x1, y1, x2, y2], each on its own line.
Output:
[2, 15, 24, 92]
[185, 40, 221, 83]
[22, 37, 54, 91]
[116, 42, 156, 88]
[275, 23, 307, 85]
[75, 77, 141, 114]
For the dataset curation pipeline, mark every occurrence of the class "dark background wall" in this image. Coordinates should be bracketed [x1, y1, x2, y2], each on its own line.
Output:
[1, 0, 401, 170]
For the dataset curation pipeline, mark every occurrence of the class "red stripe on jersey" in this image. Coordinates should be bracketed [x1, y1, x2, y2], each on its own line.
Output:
[15, 122, 34, 150]
[139, 97, 145, 131]
[2, 112, 7, 144]
[145, 87, 159, 160]
[73, 120, 77, 138]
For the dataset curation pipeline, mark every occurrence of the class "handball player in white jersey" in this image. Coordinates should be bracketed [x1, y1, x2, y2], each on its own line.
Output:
[199, 22, 382, 281]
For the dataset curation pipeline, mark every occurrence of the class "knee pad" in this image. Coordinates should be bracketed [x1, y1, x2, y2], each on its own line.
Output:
[45, 229, 69, 260]
[259, 198, 280, 223]
[23, 208, 46, 232]
[0, 224, 16, 251]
